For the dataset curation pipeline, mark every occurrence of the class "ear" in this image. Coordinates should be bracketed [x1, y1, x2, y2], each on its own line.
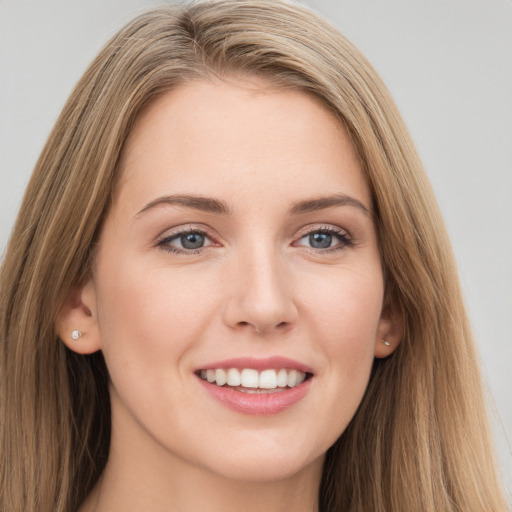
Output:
[55, 280, 102, 354]
[374, 293, 403, 359]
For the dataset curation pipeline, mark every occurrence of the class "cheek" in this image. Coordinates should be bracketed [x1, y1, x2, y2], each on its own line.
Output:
[300, 261, 384, 346]
[93, 258, 221, 375]
[92, 257, 226, 433]
[298, 262, 383, 431]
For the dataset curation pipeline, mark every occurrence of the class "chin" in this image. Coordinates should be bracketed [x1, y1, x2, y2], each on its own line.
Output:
[206, 452, 324, 483]
[189, 434, 328, 484]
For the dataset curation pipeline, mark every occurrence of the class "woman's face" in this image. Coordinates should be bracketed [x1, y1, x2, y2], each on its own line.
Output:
[79, 79, 398, 482]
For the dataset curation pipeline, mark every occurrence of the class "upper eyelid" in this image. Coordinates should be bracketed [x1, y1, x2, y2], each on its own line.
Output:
[156, 223, 350, 237]
[292, 225, 354, 251]
[155, 223, 352, 248]
[157, 223, 348, 236]
[294, 224, 350, 238]
[157, 224, 216, 239]
[156, 227, 218, 255]
[155, 225, 220, 251]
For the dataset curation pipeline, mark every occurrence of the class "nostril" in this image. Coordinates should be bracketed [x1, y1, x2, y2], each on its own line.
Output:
[235, 320, 290, 333]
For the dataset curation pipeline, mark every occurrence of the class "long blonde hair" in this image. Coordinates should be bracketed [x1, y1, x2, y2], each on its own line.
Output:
[0, 1, 507, 510]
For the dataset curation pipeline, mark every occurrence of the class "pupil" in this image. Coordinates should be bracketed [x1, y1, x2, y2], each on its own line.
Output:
[310, 232, 332, 249]
[181, 232, 204, 249]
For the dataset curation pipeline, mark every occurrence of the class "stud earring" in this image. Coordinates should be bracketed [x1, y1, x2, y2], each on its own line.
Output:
[381, 339, 390, 346]
[71, 330, 82, 341]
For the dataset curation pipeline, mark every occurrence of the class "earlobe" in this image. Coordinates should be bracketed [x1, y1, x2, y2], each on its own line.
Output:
[55, 280, 102, 354]
[374, 295, 404, 359]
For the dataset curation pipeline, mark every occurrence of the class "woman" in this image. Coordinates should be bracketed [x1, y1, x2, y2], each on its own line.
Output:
[0, 1, 507, 511]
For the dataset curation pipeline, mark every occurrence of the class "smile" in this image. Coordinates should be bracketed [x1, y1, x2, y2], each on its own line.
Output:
[196, 357, 313, 415]
[198, 368, 307, 391]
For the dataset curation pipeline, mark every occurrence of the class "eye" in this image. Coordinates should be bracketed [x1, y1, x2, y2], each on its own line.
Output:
[157, 228, 215, 254]
[295, 227, 352, 252]
[306, 232, 335, 249]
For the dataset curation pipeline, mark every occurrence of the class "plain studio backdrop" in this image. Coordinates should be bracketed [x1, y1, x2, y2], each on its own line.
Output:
[0, 0, 510, 498]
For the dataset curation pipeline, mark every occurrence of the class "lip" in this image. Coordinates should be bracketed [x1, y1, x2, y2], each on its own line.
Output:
[196, 356, 314, 374]
[197, 376, 312, 415]
[195, 356, 313, 416]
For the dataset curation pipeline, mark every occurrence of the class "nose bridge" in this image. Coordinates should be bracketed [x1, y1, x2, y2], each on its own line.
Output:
[224, 237, 297, 333]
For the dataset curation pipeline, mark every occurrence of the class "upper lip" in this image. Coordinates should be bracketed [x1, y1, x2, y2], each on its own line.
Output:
[196, 356, 314, 374]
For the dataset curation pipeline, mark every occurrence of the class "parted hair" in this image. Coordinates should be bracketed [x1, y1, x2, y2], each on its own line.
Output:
[0, 1, 507, 511]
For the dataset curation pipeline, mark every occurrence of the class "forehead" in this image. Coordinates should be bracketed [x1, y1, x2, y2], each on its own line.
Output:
[116, 78, 370, 215]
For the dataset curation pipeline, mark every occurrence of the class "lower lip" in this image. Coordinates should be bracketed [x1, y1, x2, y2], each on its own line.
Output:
[197, 377, 312, 415]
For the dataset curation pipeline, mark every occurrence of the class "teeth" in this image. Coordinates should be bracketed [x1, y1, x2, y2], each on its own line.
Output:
[296, 371, 306, 385]
[226, 368, 241, 386]
[259, 369, 277, 389]
[287, 369, 298, 387]
[199, 368, 308, 390]
[277, 368, 288, 387]
[215, 369, 227, 386]
[241, 368, 259, 388]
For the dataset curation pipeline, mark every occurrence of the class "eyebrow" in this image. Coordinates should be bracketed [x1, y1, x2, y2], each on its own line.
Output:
[136, 194, 232, 217]
[289, 194, 372, 217]
[136, 193, 371, 218]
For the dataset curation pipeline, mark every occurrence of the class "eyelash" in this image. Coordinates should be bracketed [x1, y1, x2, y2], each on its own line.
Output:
[156, 225, 353, 255]
[156, 226, 218, 255]
[294, 226, 353, 253]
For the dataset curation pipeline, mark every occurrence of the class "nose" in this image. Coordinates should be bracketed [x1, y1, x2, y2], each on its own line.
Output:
[222, 246, 298, 335]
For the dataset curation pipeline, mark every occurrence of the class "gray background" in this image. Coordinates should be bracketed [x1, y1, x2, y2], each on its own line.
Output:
[1, 0, 510, 497]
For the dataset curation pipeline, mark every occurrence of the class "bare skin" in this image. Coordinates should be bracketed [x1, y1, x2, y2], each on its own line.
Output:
[60, 78, 401, 512]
